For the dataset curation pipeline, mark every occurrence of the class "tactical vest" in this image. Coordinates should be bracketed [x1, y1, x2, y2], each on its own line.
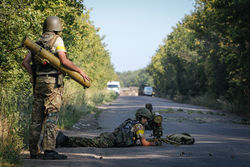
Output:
[113, 119, 141, 147]
[32, 32, 59, 74]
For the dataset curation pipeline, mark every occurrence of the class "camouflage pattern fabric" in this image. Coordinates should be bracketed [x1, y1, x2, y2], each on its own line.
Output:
[131, 123, 145, 139]
[166, 133, 195, 145]
[67, 132, 116, 148]
[112, 119, 146, 147]
[65, 121, 145, 148]
[29, 76, 63, 155]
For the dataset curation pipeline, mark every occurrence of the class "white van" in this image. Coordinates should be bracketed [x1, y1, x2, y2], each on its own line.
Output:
[107, 81, 120, 95]
[143, 86, 153, 96]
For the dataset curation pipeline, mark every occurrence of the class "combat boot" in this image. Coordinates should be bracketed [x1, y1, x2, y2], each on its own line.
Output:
[56, 131, 69, 147]
[43, 150, 67, 160]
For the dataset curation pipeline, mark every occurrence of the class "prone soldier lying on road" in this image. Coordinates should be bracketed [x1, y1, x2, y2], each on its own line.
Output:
[56, 107, 162, 148]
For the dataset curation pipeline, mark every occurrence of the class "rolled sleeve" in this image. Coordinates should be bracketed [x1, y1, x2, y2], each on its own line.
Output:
[133, 124, 145, 138]
[54, 37, 66, 53]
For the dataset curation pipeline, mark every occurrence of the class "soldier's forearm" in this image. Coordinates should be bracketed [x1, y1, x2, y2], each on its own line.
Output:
[141, 137, 155, 146]
[61, 58, 82, 73]
[57, 52, 81, 73]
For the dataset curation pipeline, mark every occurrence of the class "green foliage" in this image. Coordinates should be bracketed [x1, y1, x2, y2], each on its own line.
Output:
[59, 104, 87, 130]
[85, 89, 118, 106]
[0, 87, 31, 166]
[187, 93, 222, 110]
[148, 23, 206, 98]
[0, 0, 117, 89]
[59, 89, 118, 129]
[117, 68, 154, 87]
[148, 0, 250, 113]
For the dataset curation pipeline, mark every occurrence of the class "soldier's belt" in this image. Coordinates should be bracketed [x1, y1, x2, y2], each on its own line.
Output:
[36, 71, 59, 75]
[22, 37, 91, 88]
[36, 71, 60, 77]
[36, 74, 58, 77]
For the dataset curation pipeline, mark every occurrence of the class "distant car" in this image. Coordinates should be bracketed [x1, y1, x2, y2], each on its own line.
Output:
[107, 81, 120, 95]
[138, 84, 154, 96]
[143, 86, 153, 96]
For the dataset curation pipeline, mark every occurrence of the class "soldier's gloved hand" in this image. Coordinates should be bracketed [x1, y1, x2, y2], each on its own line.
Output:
[154, 140, 162, 146]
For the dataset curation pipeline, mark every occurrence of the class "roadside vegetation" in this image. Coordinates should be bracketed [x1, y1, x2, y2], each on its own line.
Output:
[0, 0, 117, 166]
[147, 0, 249, 114]
[59, 82, 118, 129]
[117, 0, 249, 115]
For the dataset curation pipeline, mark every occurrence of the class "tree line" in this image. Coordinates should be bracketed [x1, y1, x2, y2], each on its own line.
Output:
[117, 68, 154, 88]
[147, 0, 250, 113]
[0, 0, 117, 91]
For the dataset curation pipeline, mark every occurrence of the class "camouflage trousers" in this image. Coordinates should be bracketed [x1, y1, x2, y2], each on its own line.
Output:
[29, 76, 63, 155]
[67, 132, 116, 148]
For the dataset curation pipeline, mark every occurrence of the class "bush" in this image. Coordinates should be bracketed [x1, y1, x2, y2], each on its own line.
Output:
[85, 89, 118, 106]
[188, 94, 222, 110]
[58, 83, 118, 129]
[0, 88, 31, 166]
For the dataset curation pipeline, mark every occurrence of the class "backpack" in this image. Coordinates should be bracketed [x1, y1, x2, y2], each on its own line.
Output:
[32, 32, 59, 74]
[166, 133, 195, 145]
[113, 119, 140, 147]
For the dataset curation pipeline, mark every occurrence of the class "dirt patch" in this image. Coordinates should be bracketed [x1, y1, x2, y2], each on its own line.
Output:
[60, 111, 103, 138]
[70, 113, 100, 130]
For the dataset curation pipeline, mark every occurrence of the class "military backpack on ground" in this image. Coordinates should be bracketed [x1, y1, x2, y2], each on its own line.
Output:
[166, 133, 195, 145]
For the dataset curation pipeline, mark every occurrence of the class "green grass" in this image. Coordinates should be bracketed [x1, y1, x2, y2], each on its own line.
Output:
[187, 94, 222, 110]
[58, 89, 118, 129]
[157, 108, 176, 114]
[85, 89, 118, 106]
[0, 88, 29, 166]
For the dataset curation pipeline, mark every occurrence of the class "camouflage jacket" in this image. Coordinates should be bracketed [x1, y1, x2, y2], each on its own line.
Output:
[113, 119, 144, 147]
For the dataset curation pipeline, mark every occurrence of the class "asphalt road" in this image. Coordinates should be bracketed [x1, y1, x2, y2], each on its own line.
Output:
[24, 96, 250, 167]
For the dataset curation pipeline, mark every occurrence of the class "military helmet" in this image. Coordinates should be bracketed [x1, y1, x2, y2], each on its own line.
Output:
[135, 108, 152, 121]
[43, 16, 63, 32]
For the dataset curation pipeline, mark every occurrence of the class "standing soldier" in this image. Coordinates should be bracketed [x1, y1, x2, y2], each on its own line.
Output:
[22, 16, 90, 160]
[56, 108, 161, 148]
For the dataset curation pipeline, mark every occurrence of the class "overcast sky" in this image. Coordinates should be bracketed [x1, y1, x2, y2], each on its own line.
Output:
[84, 0, 195, 72]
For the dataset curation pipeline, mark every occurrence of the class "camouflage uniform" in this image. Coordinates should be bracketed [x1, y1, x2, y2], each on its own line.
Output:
[67, 132, 116, 148]
[29, 32, 66, 155]
[65, 120, 145, 148]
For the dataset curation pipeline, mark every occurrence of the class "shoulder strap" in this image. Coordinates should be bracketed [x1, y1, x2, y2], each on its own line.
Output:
[121, 119, 131, 127]
[132, 120, 140, 125]
[48, 35, 59, 49]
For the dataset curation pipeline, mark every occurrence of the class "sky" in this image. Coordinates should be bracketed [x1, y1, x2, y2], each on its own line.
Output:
[84, 0, 195, 72]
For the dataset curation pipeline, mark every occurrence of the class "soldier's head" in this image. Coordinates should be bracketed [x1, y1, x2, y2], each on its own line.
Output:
[43, 16, 63, 33]
[135, 108, 152, 124]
